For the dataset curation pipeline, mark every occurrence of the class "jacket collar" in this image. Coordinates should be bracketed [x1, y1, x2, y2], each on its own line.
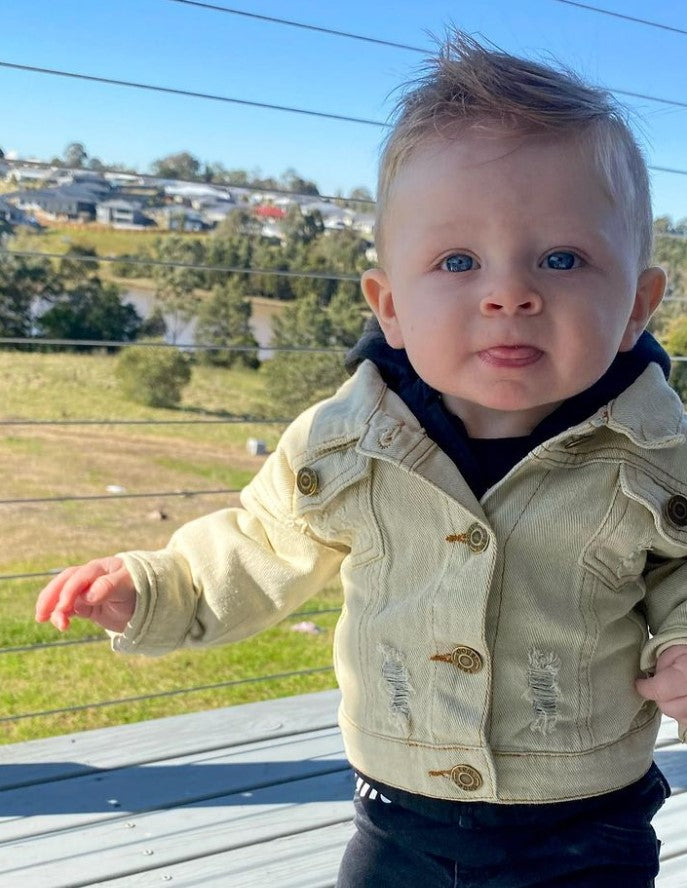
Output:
[594, 362, 684, 449]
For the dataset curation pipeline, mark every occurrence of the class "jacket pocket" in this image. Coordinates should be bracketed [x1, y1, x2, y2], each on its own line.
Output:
[293, 444, 371, 514]
[293, 445, 382, 567]
[580, 475, 654, 592]
[619, 463, 687, 554]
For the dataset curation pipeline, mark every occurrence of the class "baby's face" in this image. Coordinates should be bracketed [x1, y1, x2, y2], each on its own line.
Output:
[362, 131, 664, 438]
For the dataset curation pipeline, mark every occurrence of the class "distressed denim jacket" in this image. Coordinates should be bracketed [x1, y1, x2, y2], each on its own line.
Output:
[114, 360, 687, 803]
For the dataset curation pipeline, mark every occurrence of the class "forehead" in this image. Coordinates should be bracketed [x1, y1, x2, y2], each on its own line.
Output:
[390, 129, 600, 199]
[384, 131, 621, 233]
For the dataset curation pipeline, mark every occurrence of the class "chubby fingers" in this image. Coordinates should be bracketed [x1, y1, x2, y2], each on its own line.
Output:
[35, 557, 124, 631]
[35, 566, 82, 629]
[636, 646, 687, 721]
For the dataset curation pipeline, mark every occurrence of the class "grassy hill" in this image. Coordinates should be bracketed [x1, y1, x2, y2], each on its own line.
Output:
[0, 352, 340, 744]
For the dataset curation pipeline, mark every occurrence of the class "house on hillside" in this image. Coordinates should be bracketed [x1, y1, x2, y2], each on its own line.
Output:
[10, 181, 111, 222]
[351, 213, 375, 238]
[253, 204, 287, 221]
[152, 205, 210, 231]
[197, 199, 239, 226]
[5, 164, 58, 186]
[96, 198, 155, 229]
[0, 196, 41, 229]
[163, 182, 233, 206]
[301, 199, 353, 231]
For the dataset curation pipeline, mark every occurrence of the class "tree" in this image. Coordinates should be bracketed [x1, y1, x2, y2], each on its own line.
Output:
[282, 205, 323, 249]
[660, 316, 687, 403]
[204, 227, 254, 290]
[151, 151, 201, 181]
[327, 286, 366, 348]
[63, 142, 88, 168]
[116, 344, 191, 407]
[195, 280, 259, 368]
[280, 168, 319, 196]
[249, 240, 293, 301]
[0, 254, 55, 338]
[264, 291, 361, 415]
[38, 280, 142, 346]
[151, 235, 206, 341]
[33, 246, 142, 347]
[345, 186, 375, 213]
[57, 246, 100, 282]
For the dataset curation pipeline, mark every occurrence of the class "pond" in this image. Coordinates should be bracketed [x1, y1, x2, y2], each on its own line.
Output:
[123, 288, 286, 360]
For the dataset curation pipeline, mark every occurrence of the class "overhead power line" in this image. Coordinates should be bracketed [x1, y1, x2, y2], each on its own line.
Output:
[171, 1, 687, 48]
[166, 0, 426, 52]
[1, 58, 686, 123]
[0, 60, 386, 127]
[549, 0, 687, 36]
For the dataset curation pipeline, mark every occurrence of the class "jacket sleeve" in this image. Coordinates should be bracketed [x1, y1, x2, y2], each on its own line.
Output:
[109, 424, 348, 657]
[640, 558, 687, 742]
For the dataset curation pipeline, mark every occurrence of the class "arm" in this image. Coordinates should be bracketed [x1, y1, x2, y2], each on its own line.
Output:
[36, 421, 348, 655]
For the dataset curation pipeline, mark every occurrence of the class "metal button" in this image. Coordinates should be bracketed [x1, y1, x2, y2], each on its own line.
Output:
[296, 466, 319, 496]
[451, 646, 483, 674]
[466, 522, 489, 553]
[665, 494, 687, 528]
[450, 765, 483, 791]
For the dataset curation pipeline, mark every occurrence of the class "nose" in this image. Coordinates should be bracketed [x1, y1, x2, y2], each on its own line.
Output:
[480, 278, 543, 317]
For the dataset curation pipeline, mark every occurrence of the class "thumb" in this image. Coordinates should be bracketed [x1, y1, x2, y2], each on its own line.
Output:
[635, 673, 659, 701]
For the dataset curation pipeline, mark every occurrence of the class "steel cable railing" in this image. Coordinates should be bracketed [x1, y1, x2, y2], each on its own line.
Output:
[0, 351, 340, 737]
[2, 0, 686, 741]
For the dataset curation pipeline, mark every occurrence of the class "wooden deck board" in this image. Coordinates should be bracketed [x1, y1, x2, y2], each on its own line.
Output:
[0, 691, 684, 887]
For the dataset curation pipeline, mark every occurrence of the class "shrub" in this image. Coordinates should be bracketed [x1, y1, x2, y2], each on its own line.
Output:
[660, 316, 687, 404]
[116, 344, 191, 408]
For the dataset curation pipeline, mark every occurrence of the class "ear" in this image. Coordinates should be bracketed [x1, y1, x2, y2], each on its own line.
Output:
[619, 266, 666, 352]
[360, 268, 405, 349]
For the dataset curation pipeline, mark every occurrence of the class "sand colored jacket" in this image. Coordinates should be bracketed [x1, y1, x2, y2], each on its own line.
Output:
[114, 360, 687, 803]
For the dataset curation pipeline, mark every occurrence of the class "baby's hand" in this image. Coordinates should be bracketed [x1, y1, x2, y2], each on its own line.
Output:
[35, 557, 136, 634]
[636, 645, 687, 722]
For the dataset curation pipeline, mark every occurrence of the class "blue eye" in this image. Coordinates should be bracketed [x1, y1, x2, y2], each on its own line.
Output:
[442, 254, 475, 272]
[544, 251, 580, 270]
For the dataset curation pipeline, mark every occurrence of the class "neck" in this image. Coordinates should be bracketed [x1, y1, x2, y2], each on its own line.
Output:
[442, 396, 563, 439]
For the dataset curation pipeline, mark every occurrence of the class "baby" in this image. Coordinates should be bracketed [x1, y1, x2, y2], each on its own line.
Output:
[37, 32, 687, 887]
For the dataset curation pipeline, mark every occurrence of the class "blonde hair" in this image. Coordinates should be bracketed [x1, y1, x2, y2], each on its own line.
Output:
[375, 31, 653, 270]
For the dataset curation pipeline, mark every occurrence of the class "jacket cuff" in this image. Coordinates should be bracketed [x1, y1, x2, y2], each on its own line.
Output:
[107, 549, 196, 655]
[640, 634, 687, 672]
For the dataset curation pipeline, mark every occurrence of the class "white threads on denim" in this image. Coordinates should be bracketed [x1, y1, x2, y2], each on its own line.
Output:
[525, 648, 561, 734]
[379, 643, 412, 728]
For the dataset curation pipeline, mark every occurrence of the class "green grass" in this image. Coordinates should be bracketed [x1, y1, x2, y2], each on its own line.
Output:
[0, 351, 341, 745]
[13, 224, 202, 259]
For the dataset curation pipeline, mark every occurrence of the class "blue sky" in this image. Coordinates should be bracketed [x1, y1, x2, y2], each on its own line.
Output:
[1, 0, 686, 220]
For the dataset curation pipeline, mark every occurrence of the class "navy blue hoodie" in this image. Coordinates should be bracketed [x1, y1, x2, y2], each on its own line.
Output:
[345, 319, 672, 499]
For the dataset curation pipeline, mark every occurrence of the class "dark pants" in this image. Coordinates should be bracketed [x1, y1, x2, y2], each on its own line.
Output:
[337, 763, 670, 888]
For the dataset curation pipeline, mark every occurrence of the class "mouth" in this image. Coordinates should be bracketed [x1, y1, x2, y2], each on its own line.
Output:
[478, 345, 544, 368]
